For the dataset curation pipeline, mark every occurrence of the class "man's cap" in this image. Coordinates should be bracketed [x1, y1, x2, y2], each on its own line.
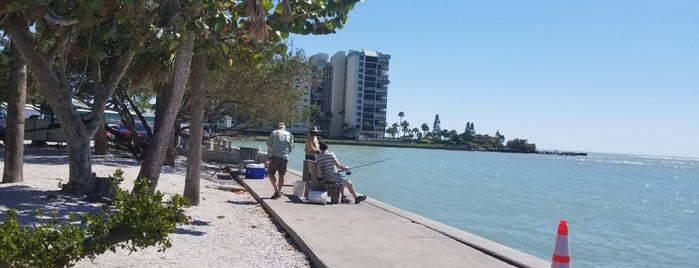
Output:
[319, 142, 328, 150]
[309, 126, 320, 132]
[277, 122, 285, 128]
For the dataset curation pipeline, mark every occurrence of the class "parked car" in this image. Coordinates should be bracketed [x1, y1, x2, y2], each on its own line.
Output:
[113, 122, 151, 138]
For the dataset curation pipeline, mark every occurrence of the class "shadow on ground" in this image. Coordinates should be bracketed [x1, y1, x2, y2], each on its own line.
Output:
[0, 185, 103, 226]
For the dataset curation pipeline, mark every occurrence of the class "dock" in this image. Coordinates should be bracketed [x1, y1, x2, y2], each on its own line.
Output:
[233, 170, 550, 268]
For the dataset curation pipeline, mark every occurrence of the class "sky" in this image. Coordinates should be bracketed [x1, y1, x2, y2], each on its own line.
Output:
[288, 0, 699, 158]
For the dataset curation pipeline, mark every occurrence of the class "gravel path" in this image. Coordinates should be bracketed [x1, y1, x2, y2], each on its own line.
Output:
[0, 147, 311, 268]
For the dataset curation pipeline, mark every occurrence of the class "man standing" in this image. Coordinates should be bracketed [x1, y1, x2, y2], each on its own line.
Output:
[304, 126, 320, 160]
[267, 122, 293, 199]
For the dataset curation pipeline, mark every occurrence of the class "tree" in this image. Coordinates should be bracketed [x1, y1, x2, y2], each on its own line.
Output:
[421, 123, 429, 137]
[202, 51, 309, 135]
[0, 0, 361, 196]
[398, 111, 404, 135]
[411, 127, 419, 139]
[138, 0, 361, 193]
[183, 52, 207, 206]
[138, 30, 196, 193]
[440, 129, 448, 142]
[446, 129, 459, 144]
[0, 36, 9, 100]
[506, 138, 537, 153]
[495, 130, 505, 145]
[2, 43, 26, 183]
[379, 120, 388, 138]
[2, 1, 153, 195]
[432, 114, 441, 141]
[387, 122, 399, 138]
[400, 120, 409, 138]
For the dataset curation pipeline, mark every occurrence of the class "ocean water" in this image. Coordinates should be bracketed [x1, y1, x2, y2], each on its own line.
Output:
[236, 141, 699, 267]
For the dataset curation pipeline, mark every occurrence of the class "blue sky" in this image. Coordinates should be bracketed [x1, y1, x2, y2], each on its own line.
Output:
[288, 0, 699, 158]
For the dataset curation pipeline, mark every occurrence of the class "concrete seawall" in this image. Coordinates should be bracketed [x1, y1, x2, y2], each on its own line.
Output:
[192, 143, 549, 267]
[233, 169, 550, 268]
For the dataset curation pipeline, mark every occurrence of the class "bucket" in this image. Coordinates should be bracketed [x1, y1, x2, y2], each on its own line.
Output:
[293, 180, 305, 197]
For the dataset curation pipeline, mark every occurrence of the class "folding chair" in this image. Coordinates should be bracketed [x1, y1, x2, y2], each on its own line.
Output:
[238, 147, 259, 178]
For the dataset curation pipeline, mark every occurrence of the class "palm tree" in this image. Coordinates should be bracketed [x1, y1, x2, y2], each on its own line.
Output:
[400, 120, 409, 138]
[421, 123, 429, 138]
[411, 127, 419, 139]
[398, 111, 404, 135]
[390, 122, 399, 138]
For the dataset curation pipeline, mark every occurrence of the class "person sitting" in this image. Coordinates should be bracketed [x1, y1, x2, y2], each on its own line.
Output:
[316, 142, 367, 204]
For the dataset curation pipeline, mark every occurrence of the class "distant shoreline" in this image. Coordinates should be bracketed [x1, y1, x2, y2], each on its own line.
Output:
[232, 134, 587, 156]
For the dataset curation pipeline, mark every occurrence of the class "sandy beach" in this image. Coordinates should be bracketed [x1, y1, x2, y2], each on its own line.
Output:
[0, 147, 310, 268]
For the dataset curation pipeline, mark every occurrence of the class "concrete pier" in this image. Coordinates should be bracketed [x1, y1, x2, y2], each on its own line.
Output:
[233, 170, 550, 268]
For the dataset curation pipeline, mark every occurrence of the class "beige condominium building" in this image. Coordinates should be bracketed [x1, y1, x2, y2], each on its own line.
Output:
[304, 49, 390, 138]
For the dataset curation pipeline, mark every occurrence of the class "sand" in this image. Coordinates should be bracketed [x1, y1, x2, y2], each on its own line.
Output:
[0, 147, 310, 268]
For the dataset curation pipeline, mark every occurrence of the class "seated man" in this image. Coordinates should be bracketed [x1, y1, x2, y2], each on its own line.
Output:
[316, 142, 367, 204]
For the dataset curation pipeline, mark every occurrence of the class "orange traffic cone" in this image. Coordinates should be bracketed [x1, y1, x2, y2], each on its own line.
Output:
[551, 219, 571, 268]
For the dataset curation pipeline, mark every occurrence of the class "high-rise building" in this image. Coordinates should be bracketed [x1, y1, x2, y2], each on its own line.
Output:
[308, 49, 390, 138]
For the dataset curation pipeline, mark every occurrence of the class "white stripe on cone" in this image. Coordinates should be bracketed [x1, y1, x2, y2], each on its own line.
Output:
[551, 219, 570, 268]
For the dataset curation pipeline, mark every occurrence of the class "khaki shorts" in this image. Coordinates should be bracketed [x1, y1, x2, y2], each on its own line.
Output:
[267, 156, 288, 176]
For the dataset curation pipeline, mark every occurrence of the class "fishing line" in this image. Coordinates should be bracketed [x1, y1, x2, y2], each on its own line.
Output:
[344, 156, 402, 175]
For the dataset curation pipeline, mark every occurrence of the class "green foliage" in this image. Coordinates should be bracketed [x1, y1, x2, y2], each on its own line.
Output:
[385, 123, 398, 138]
[0, 170, 190, 267]
[506, 138, 537, 153]
[417, 139, 432, 145]
[203, 50, 309, 132]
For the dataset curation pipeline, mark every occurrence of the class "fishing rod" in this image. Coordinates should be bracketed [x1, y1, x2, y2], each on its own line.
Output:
[344, 156, 402, 175]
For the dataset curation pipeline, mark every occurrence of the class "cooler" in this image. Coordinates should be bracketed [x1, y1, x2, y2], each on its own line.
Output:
[245, 166, 266, 179]
[308, 190, 327, 205]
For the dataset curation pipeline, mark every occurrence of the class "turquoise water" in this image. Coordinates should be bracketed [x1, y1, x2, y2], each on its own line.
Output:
[236, 141, 699, 267]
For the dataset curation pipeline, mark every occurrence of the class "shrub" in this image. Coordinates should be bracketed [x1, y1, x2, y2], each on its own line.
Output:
[0, 170, 190, 267]
[416, 139, 432, 145]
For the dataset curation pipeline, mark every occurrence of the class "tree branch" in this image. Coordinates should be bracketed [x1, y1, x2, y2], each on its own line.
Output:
[43, 6, 79, 27]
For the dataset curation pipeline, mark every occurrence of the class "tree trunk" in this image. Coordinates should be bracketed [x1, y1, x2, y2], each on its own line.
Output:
[6, 26, 95, 194]
[164, 118, 178, 167]
[94, 121, 109, 155]
[154, 86, 177, 167]
[184, 53, 206, 205]
[137, 31, 195, 193]
[2, 43, 27, 183]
